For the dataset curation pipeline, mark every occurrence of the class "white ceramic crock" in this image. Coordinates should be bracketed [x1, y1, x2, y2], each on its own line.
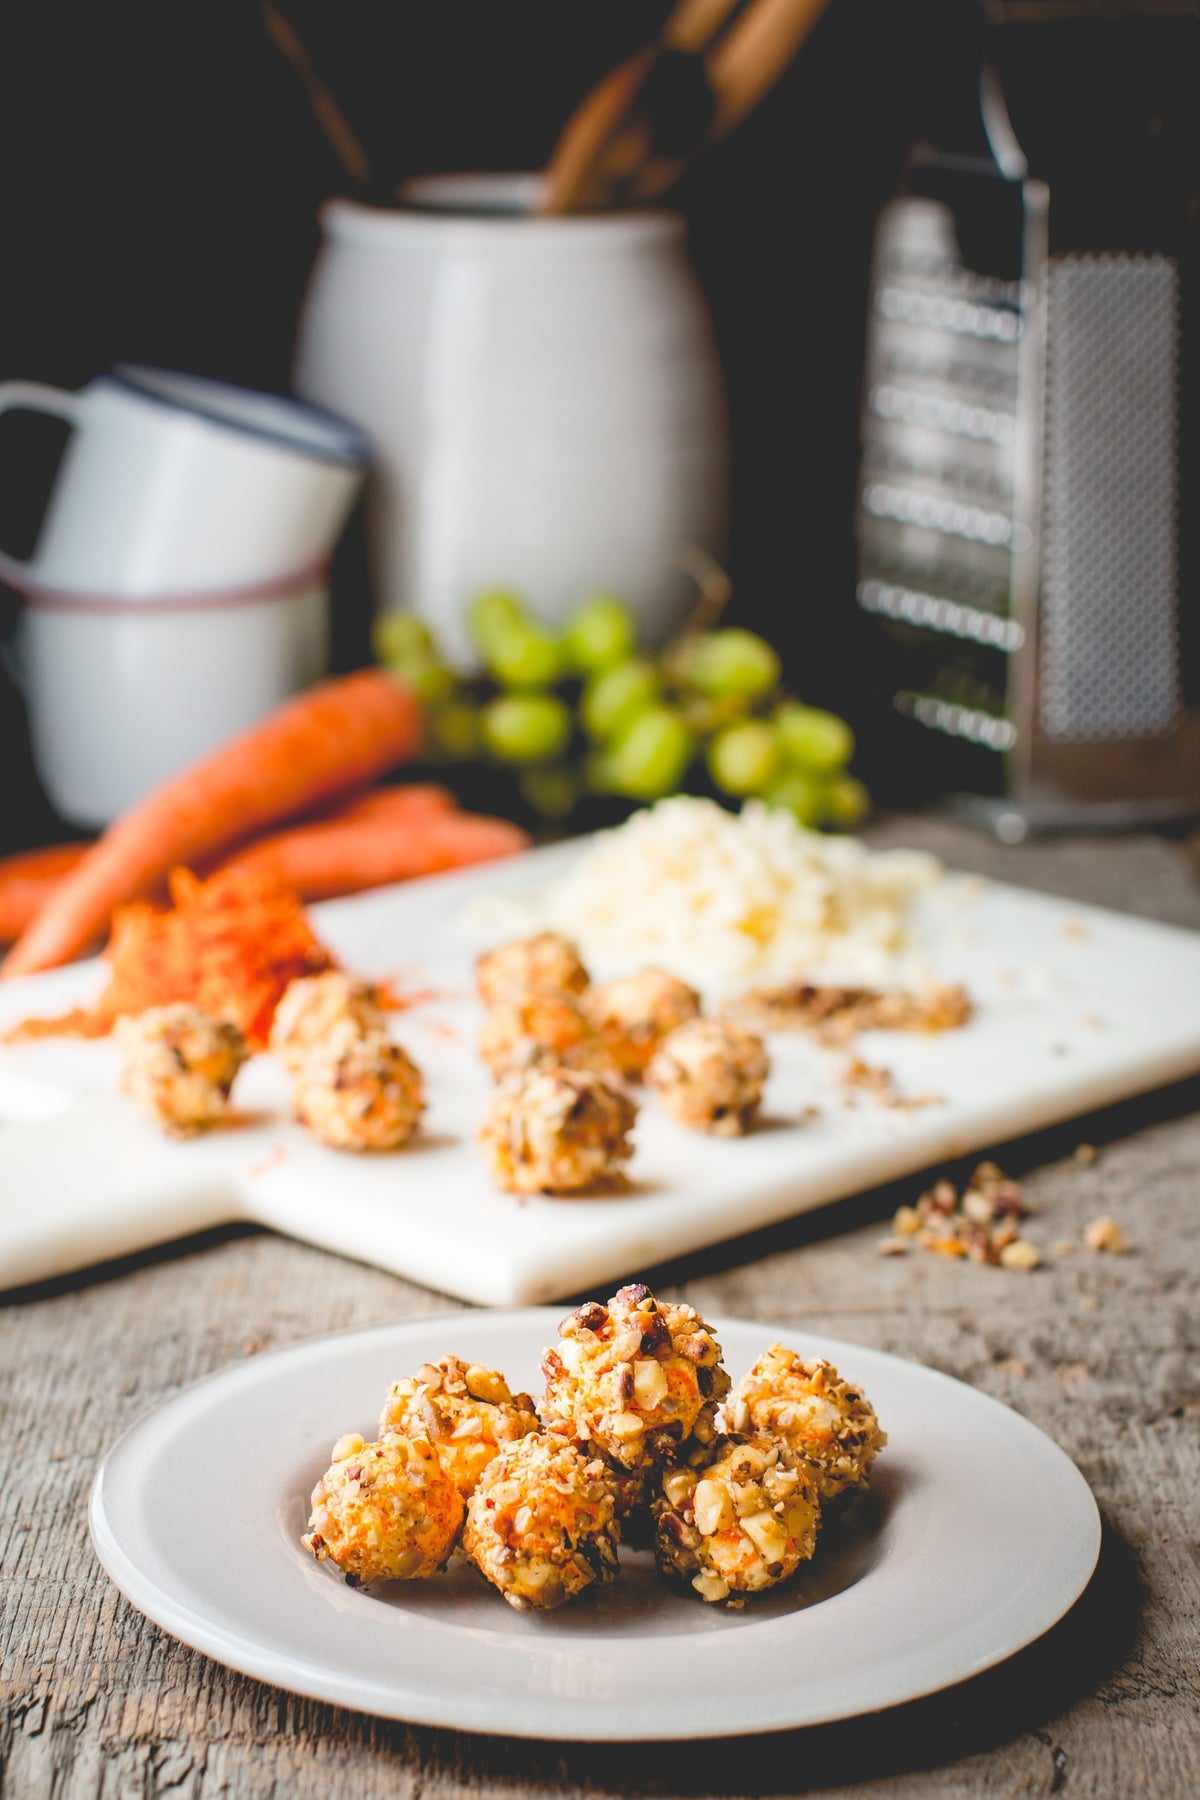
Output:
[294, 173, 728, 669]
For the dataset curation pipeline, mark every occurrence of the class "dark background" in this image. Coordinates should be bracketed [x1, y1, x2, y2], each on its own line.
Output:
[2, 0, 1172, 853]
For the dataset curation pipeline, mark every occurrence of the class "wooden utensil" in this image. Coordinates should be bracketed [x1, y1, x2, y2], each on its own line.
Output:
[539, 0, 832, 215]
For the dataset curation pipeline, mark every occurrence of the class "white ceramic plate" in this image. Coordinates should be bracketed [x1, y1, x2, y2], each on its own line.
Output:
[90, 1310, 1100, 1741]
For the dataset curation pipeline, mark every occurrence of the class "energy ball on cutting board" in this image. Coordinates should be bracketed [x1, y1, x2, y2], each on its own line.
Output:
[583, 968, 701, 1080]
[301, 1432, 464, 1586]
[379, 1355, 540, 1499]
[475, 932, 589, 1007]
[269, 971, 387, 1070]
[478, 1065, 636, 1194]
[645, 1016, 770, 1135]
[541, 1284, 730, 1471]
[292, 1018, 424, 1151]
[654, 1435, 821, 1603]
[723, 1345, 886, 1503]
[478, 989, 608, 1081]
[116, 1003, 248, 1137]
[462, 1433, 620, 1612]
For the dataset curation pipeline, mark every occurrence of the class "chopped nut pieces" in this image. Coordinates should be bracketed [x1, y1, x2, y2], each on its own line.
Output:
[1085, 1216, 1129, 1254]
[478, 989, 608, 1080]
[478, 1065, 636, 1194]
[840, 1057, 942, 1111]
[727, 980, 971, 1047]
[583, 968, 701, 1079]
[299, 1287, 885, 1614]
[645, 1017, 769, 1136]
[541, 1285, 730, 1471]
[116, 1003, 248, 1137]
[379, 1355, 539, 1498]
[292, 1018, 424, 1151]
[722, 1346, 886, 1504]
[878, 1162, 1041, 1270]
[475, 932, 589, 1008]
[653, 1435, 820, 1600]
[461, 1433, 620, 1611]
[269, 972, 387, 1071]
[302, 1432, 463, 1585]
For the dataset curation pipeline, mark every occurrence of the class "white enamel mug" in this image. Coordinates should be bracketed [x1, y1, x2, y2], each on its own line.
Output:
[0, 365, 372, 596]
[19, 574, 331, 828]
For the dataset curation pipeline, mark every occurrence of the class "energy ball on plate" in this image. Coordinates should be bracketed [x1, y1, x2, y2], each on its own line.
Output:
[541, 1284, 730, 1471]
[301, 1431, 464, 1586]
[116, 1003, 248, 1137]
[653, 1434, 820, 1603]
[292, 1018, 423, 1151]
[476, 932, 589, 1007]
[379, 1355, 540, 1499]
[462, 1432, 620, 1611]
[478, 1065, 636, 1195]
[645, 1017, 770, 1136]
[583, 969, 701, 1080]
[269, 971, 386, 1070]
[723, 1344, 886, 1503]
[478, 989, 607, 1081]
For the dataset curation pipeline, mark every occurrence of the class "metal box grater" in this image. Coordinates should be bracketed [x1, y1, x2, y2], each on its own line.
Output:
[855, 2, 1199, 839]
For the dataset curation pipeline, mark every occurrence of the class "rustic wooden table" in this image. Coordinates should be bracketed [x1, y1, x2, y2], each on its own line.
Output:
[3, 820, 1198, 1799]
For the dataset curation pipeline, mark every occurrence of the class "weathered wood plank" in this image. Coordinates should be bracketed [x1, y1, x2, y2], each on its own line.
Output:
[2, 821, 1198, 1798]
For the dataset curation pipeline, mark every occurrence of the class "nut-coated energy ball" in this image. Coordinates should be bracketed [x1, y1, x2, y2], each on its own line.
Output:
[475, 932, 589, 1007]
[478, 989, 607, 1081]
[269, 972, 386, 1070]
[379, 1355, 539, 1499]
[301, 1432, 464, 1585]
[462, 1433, 620, 1611]
[645, 1017, 770, 1135]
[116, 1004, 247, 1137]
[479, 1065, 636, 1194]
[723, 1345, 886, 1502]
[541, 1284, 730, 1471]
[653, 1434, 820, 1602]
[583, 969, 701, 1080]
[293, 1019, 423, 1151]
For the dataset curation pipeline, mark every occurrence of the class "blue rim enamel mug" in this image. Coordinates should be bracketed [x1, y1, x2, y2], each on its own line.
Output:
[0, 365, 372, 598]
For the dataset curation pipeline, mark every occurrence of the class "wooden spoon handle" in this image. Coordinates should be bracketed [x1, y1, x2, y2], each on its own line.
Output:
[538, 0, 831, 215]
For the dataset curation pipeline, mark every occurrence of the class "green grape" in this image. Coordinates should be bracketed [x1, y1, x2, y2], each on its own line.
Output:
[485, 621, 563, 688]
[469, 587, 526, 651]
[563, 594, 636, 674]
[683, 628, 781, 699]
[775, 702, 855, 772]
[400, 650, 456, 706]
[682, 691, 751, 735]
[430, 699, 480, 760]
[581, 658, 660, 741]
[481, 692, 570, 764]
[519, 764, 580, 819]
[603, 705, 694, 800]
[823, 773, 870, 827]
[762, 769, 826, 827]
[707, 720, 782, 797]
[373, 611, 433, 667]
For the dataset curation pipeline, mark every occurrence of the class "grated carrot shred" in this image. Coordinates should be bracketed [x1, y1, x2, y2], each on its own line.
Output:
[7, 868, 335, 1048]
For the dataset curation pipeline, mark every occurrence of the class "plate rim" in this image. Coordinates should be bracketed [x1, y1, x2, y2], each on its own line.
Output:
[89, 1310, 1102, 1741]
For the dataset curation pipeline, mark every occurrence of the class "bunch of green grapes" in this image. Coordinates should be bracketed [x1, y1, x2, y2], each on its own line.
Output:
[372, 590, 866, 828]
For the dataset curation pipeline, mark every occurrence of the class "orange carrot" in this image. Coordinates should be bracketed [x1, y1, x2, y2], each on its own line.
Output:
[220, 807, 530, 900]
[2, 669, 423, 979]
[0, 843, 91, 942]
[0, 786, 454, 943]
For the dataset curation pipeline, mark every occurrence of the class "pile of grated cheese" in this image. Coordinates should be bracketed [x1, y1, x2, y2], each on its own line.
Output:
[537, 797, 941, 987]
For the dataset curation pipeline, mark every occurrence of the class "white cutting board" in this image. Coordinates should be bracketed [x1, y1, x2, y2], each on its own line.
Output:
[2, 839, 1199, 1304]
